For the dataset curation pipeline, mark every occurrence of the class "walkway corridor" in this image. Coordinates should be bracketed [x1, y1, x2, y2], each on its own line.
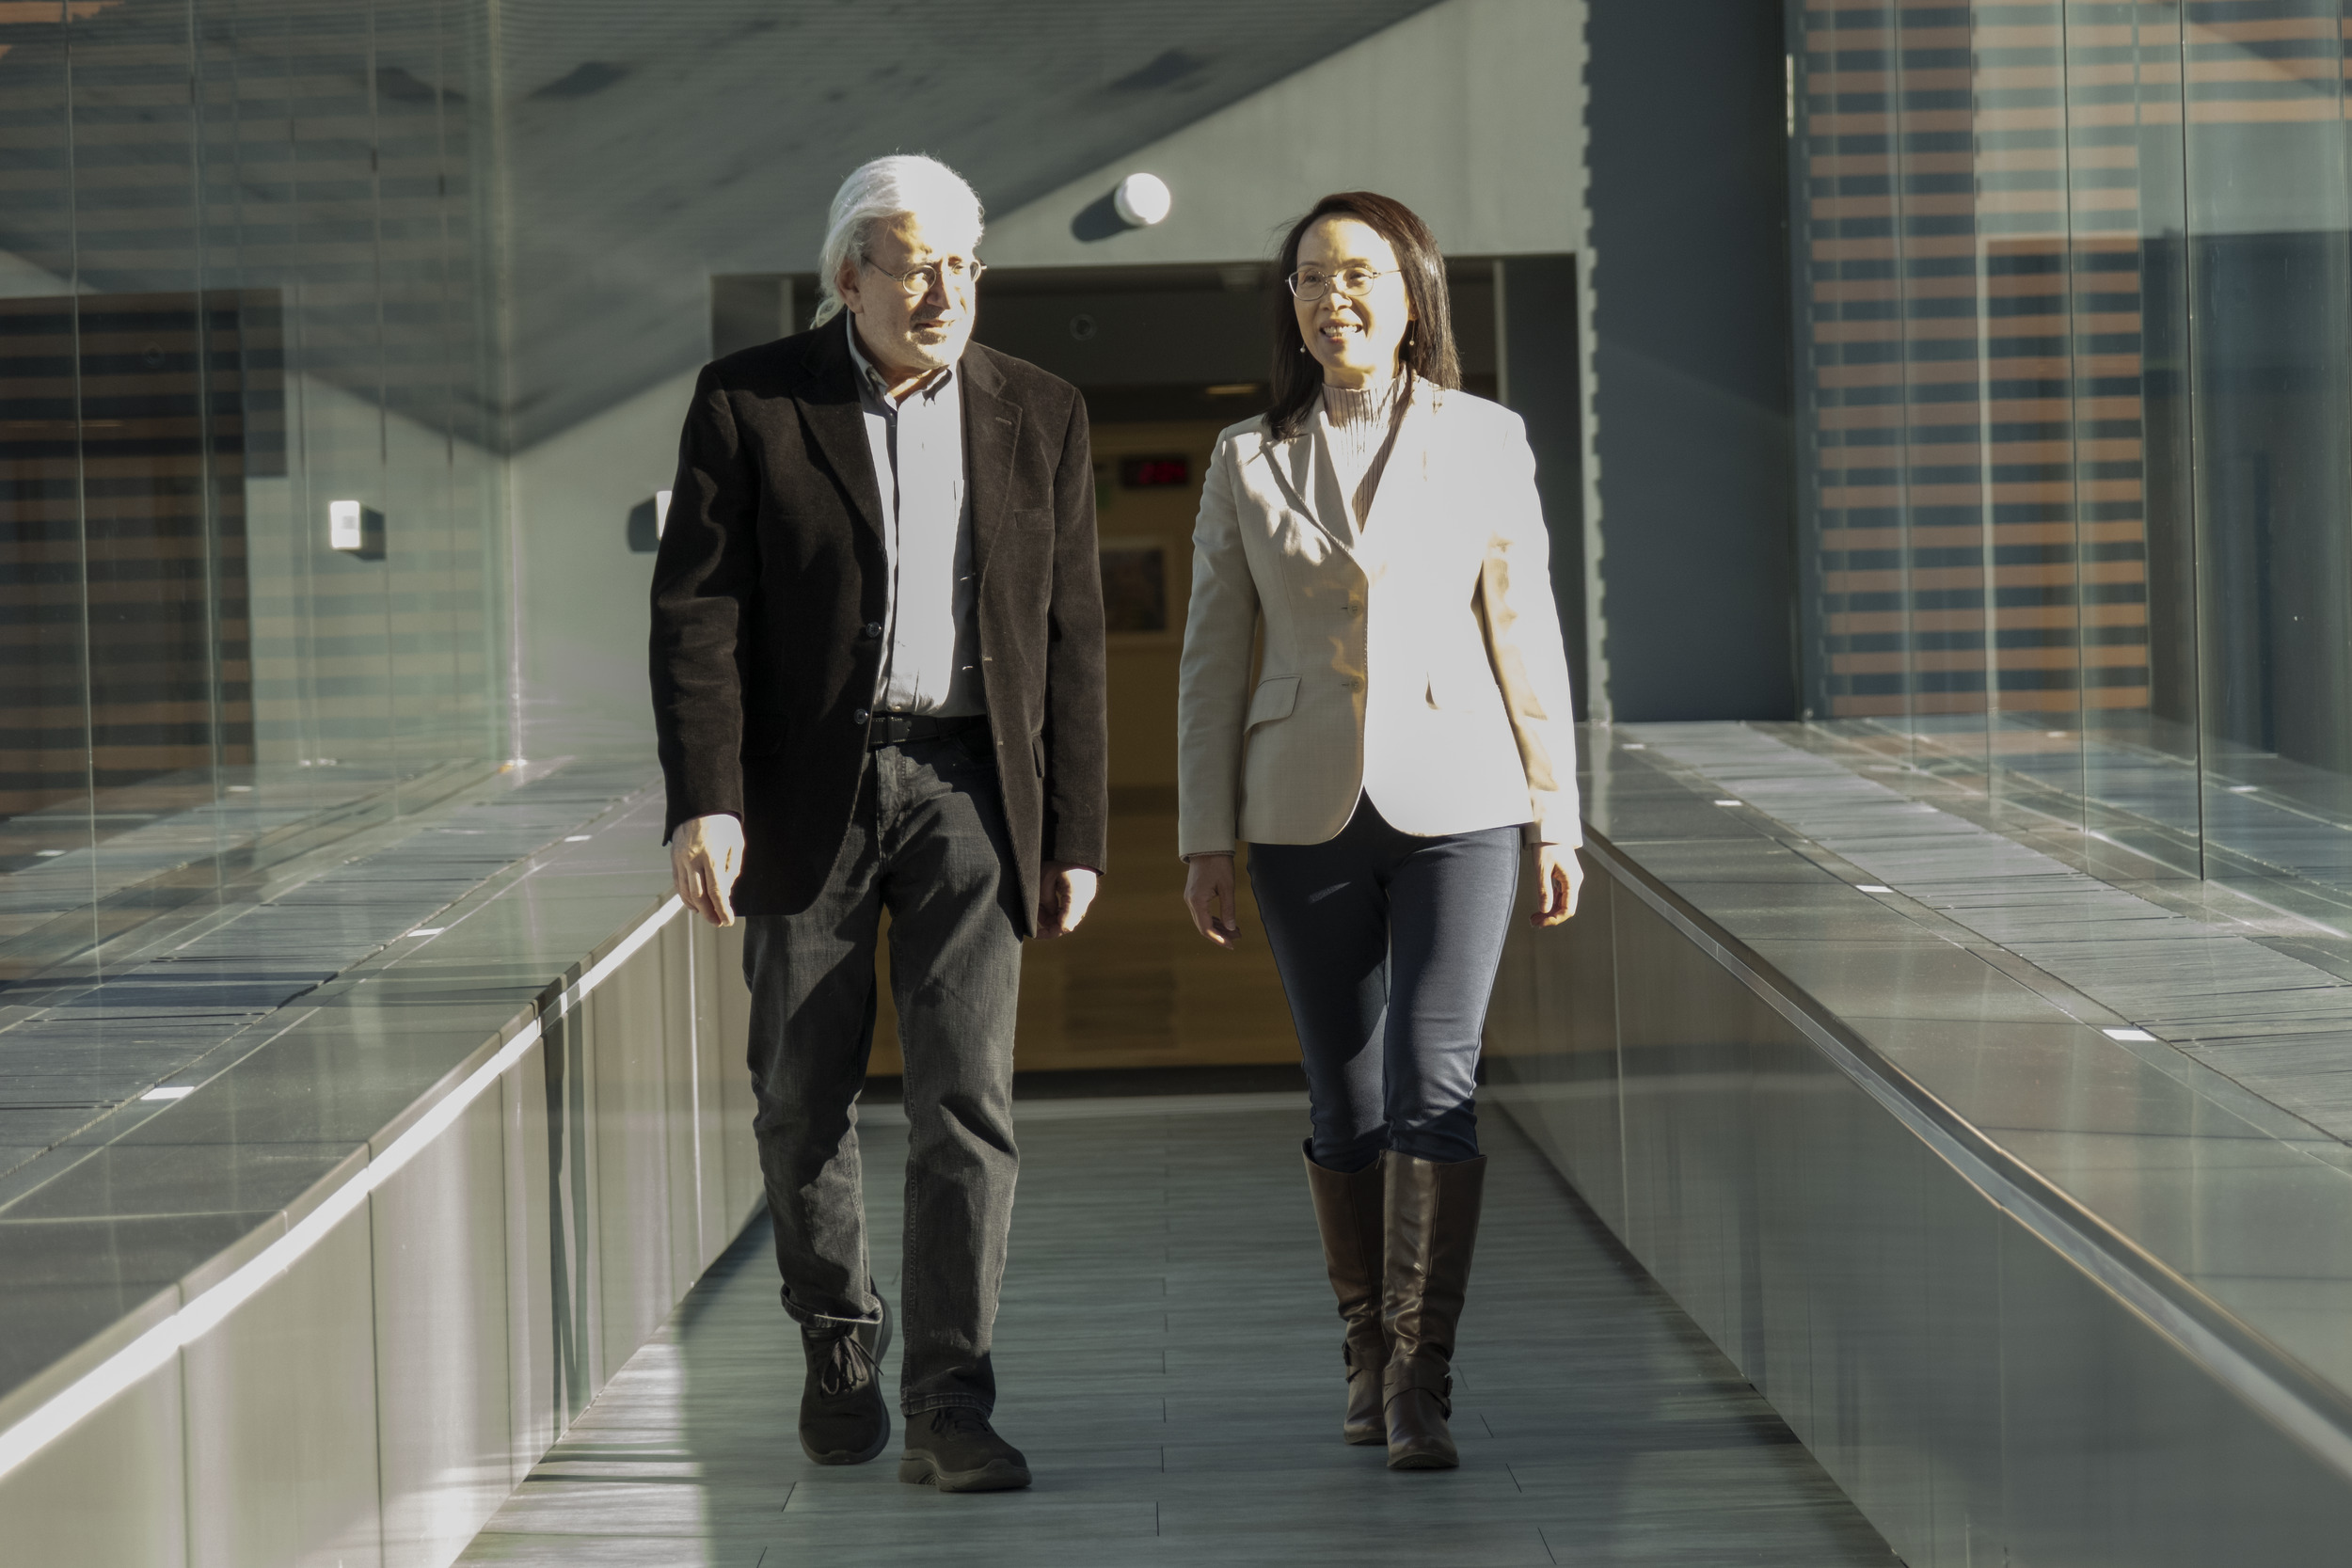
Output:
[455, 1096, 1897, 1567]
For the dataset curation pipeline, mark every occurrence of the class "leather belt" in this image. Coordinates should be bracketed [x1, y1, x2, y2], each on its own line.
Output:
[867, 712, 988, 748]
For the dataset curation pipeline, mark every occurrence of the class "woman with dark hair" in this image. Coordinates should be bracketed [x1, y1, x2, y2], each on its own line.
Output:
[1175, 192, 1582, 1470]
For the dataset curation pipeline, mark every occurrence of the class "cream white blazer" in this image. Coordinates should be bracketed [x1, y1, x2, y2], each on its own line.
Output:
[1176, 381, 1581, 857]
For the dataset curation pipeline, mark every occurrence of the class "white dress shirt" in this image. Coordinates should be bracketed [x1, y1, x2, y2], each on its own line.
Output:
[847, 322, 984, 717]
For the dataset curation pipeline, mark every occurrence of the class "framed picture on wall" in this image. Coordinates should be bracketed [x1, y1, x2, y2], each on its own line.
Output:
[1097, 539, 1168, 636]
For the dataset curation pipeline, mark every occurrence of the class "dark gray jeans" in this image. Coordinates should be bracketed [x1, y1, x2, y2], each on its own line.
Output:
[741, 728, 1024, 1415]
[1248, 794, 1522, 1170]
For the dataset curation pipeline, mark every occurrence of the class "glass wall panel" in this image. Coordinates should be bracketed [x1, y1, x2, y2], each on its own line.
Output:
[69, 0, 243, 906]
[1793, 1, 2352, 902]
[2093, 2, 2202, 863]
[2051, 3, 2199, 866]
[1791, 3, 1902, 753]
[0, 8, 99, 933]
[2184, 1, 2352, 892]
[0, 0, 505, 977]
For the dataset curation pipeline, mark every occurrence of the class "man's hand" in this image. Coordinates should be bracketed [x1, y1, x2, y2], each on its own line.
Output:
[1183, 852, 1241, 948]
[1038, 862, 1099, 939]
[671, 814, 745, 927]
[1531, 843, 1584, 927]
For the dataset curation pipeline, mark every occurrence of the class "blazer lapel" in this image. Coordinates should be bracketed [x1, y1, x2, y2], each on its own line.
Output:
[960, 347, 1022, 575]
[1249, 420, 1358, 560]
[1310, 416, 1359, 547]
[794, 320, 886, 545]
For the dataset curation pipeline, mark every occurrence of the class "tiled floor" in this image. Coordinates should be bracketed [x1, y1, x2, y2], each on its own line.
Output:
[456, 1098, 1896, 1567]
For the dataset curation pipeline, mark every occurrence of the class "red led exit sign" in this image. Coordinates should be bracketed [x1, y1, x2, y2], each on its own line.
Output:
[1118, 455, 1191, 489]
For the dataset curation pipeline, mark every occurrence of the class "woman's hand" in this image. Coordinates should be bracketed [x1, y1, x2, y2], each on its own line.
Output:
[1183, 852, 1242, 948]
[1531, 843, 1583, 927]
[672, 814, 745, 927]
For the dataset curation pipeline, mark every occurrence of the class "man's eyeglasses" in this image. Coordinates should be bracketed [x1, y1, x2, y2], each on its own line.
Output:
[1287, 266, 1398, 302]
[863, 255, 987, 296]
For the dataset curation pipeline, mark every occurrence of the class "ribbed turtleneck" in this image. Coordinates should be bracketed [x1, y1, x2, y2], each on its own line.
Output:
[1319, 372, 1407, 530]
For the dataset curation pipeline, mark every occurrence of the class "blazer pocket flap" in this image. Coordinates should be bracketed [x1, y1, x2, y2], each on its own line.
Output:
[1011, 506, 1054, 531]
[1247, 675, 1300, 727]
[739, 717, 787, 758]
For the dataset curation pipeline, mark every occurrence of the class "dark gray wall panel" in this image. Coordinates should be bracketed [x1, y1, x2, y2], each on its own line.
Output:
[1586, 1, 1795, 721]
[1501, 254, 1590, 716]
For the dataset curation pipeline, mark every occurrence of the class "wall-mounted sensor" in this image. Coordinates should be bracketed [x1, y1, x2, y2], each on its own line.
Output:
[1113, 172, 1172, 228]
[328, 499, 385, 560]
[627, 488, 674, 553]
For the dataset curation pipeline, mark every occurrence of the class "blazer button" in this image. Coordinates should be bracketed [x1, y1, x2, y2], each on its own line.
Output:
[1347, 601, 1362, 615]
[863, 621, 883, 639]
[852, 707, 871, 725]
[1343, 678, 1362, 691]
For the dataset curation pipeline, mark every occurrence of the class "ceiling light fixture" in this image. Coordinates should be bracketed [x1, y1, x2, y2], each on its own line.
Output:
[1113, 172, 1172, 228]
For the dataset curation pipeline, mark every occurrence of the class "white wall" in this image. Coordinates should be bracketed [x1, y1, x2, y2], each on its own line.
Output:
[0, 248, 510, 771]
[244, 372, 505, 768]
[509, 369, 700, 759]
[982, 0, 1587, 269]
[1, 231, 673, 770]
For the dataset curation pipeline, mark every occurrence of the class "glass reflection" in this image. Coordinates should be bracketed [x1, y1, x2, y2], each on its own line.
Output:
[1793, 1, 2352, 907]
[0, 0, 502, 975]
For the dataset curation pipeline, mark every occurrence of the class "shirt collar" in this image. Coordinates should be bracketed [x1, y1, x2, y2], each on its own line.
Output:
[846, 317, 956, 407]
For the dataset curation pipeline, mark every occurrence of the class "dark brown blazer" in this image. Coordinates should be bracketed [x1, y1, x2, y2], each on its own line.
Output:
[648, 317, 1107, 936]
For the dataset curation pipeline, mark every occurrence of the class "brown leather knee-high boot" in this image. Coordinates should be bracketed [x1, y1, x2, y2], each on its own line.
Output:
[1301, 1144, 1391, 1444]
[1379, 1150, 1486, 1470]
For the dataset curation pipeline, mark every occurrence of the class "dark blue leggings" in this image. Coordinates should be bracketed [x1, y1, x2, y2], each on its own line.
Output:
[1247, 795, 1522, 1169]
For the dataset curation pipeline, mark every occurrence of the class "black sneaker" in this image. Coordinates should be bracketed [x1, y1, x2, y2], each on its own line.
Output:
[897, 1406, 1032, 1493]
[797, 1296, 891, 1465]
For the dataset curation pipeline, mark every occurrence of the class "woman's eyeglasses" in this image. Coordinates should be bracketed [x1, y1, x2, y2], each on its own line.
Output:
[1287, 266, 1397, 302]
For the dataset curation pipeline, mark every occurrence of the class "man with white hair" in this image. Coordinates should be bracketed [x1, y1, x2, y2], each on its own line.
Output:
[649, 153, 1106, 1493]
